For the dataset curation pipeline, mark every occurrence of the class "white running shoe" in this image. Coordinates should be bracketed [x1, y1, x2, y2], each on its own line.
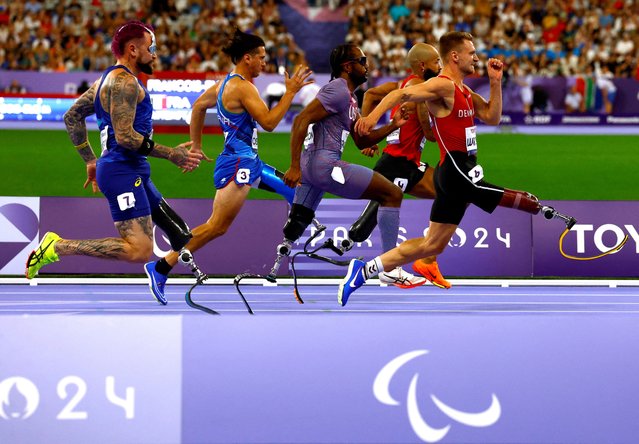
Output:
[378, 267, 427, 289]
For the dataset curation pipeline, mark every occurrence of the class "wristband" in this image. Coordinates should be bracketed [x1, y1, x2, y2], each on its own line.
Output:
[139, 136, 155, 155]
[74, 141, 90, 150]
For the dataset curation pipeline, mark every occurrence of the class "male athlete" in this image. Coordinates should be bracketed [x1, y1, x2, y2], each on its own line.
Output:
[272, 43, 424, 289]
[338, 31, 576, 305]
[26, 21, 202, 299]
[144, 28, 313, 303]
[348, 42, 450, 288]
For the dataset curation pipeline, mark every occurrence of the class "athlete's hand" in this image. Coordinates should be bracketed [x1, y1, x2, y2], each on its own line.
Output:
[486, 58, 504, 82]
[170, 141, 202, 172]
[392, 104, 411, 128]
[283, 166, 302, 188]
[83, 160, 99, 193]
[190, 145, 212, 163]
[355, 115, 376, 136]
[284, 65, 314, 94]
[361, 145, 379, 157]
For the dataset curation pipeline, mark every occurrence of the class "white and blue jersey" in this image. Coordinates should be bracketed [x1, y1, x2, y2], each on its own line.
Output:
[94, 65, 162, 222]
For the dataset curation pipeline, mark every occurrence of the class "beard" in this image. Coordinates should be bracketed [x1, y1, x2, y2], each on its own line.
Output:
[422, 68, 440, 81]
[137, 60, 154, 75]
[350, 70, 368, 87]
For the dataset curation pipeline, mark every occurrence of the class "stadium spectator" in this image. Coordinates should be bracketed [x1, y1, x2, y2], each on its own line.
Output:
[4, 79, 26, 93]
[564, 84, 583, 114]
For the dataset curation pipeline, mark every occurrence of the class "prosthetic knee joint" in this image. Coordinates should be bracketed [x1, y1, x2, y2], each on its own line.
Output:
[151, 199, 192, 251]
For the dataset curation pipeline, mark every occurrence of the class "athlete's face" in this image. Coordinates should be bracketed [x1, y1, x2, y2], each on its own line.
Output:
[135, 32, 156, 75]
[454, 40, 479, 76]
[422, 54, 442, 80]
[247, 47, 267, 78]
[344, 48, 368, 86]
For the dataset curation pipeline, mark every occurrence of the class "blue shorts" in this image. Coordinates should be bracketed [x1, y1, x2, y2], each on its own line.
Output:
[96, 159, 162, 222]
[214, 153, 264, 189]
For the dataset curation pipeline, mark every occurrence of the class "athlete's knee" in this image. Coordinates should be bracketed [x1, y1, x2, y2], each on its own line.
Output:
[378, 184, 403, 207]
[126, 239, 154, 263]
[200, 219, 229, 240]
[283, 204, 314, 242]
[500, 189, 541, 214]
[151, 199, 192, 251]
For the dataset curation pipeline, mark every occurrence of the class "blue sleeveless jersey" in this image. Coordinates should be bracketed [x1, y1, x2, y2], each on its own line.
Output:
[216, 73, 258, 159]
[94, 65, 153, 164]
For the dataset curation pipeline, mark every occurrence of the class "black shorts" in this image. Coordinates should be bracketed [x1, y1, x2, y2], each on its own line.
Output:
[430, 151, 504, 225]
[373, 152, 428, 193]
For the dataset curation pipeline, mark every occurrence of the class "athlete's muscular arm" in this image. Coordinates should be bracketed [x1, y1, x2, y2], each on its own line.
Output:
[107, 70, 201, 170]
[471, 58, 503, 125]
[64, 82, 99, 192]
[189, 82, 218, 162]
[355, 77, 447, 136]
[361, 81, 398, 117]
[64, 82, 98, 162]
[351, 106, 409, 149]
[241, 65, 313, 131]
[417, 102, 436, 142]
[282, 98, 330, 188]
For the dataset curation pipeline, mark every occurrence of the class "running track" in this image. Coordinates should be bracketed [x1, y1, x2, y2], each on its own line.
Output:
[2, 278, 639, 315]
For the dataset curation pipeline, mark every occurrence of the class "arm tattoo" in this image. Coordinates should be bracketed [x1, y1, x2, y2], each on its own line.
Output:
[109, 71, 144, 150]
[64, 85, 97, 146]
[77, 146, 97, 163]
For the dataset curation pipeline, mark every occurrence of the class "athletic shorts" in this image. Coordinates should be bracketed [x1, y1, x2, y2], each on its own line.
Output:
[293, 149, 374, 210]
[373, 152, 428, 193]
[430, 151, 504, 225]
[96, 159, 162, 222]
[214, 153, 264, 189]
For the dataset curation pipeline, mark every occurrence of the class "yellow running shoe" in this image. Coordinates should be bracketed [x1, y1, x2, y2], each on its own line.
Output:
[25, 232, 61, 279]
[412, 260, 451, 289]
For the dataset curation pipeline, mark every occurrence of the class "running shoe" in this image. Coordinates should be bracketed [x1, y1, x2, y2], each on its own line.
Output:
[379, 267, 427, 289]
[144, 261, 168, 305]
[337, 258, 366, 307]
[412, 260, 452, 289]
[25, 232, 61, 279]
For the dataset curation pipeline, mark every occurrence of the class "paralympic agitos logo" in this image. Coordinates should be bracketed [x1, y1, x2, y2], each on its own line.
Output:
[373, 350, 501, 443]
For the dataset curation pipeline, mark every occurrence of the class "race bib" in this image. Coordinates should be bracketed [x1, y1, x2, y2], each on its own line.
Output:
[251, 128, 258, 152]
[331, 166, 345, 184]
[340, 130, 350, 152]
[117, 192, 135, 211]
[393, 177, 408, 191]
[386, 129, 400, 145]
[237, 168, 251, 184]
[303, 124, 314, 150]
[465, 126, 477, 154]
[100, 125, 109, 155]
[468, 164, 484, 183]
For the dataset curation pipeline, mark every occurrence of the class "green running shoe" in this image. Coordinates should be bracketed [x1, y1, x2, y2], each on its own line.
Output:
[25, 232, 61, 279]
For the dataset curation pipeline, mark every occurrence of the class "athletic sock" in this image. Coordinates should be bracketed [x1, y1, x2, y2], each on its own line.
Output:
[155, 258, 173, 275]
[377, 206, 400, 253]
[363, 257, 384, 279]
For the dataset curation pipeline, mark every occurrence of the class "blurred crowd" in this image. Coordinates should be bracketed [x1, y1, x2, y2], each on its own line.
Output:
[0, 0, 308, 74]
[346, 0, 639, 79]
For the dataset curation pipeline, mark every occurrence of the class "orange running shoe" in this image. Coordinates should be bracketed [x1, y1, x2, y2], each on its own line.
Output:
[412, 261, 451, 289]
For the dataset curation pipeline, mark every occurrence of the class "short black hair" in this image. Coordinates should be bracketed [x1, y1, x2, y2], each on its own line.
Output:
[329, 43, 358, 80]
[222, 28, 266, 64]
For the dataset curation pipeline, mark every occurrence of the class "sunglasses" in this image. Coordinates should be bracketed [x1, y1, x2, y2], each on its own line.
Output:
[343, 56, 367, 67]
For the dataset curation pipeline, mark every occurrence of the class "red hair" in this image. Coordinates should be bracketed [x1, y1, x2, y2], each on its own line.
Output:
[111, 21, 153, 59]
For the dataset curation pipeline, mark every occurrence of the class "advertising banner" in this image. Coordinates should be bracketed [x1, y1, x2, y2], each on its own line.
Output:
[2, 197, 637, 277]
[292, 199, 532, 277]
[533, 200, 639, 277]
[37, 197, 287, 276]
[0, 316, 182, 444]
